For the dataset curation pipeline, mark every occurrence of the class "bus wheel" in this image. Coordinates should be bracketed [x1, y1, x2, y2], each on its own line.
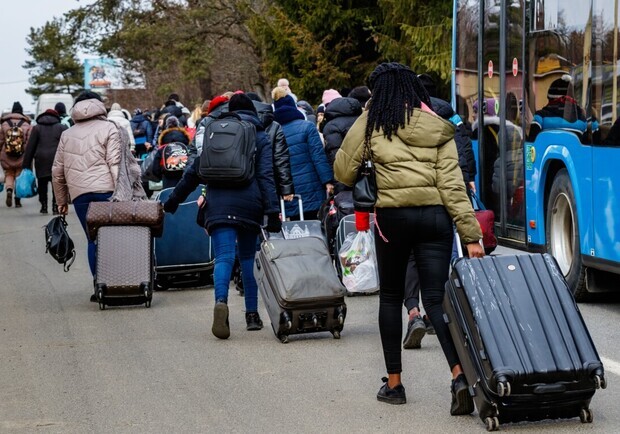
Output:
[546, 169, 588, 301]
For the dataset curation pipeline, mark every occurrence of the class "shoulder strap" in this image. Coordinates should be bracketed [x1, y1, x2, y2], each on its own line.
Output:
[16, 120, 25, 128]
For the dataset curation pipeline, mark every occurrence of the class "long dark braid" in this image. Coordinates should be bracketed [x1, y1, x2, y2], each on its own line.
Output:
[365, 63, 433, 145]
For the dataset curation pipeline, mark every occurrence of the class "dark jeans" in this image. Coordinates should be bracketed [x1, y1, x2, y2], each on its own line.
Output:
[73, 192, 113, 276]
[375, 206, 459, 374]
[37, 176, 56, 208]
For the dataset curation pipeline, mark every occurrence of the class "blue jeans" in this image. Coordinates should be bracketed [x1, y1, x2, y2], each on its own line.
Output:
[73, 192, 113, 276]
[211, 226, 260, 313]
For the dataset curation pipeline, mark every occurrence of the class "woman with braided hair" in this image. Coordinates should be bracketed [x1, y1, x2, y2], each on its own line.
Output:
[334, 63, 483, 411]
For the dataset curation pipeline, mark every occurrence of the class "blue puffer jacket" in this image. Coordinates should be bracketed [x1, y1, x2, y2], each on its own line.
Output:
[280, 118, 333, 217]
[162, 110, 279, 233]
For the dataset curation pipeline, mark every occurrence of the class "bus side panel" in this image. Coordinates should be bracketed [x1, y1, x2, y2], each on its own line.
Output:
[525, 132, 593, 256]
[592, 147, 620, 263]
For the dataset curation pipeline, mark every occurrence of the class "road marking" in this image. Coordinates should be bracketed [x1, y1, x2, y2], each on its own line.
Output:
[601, 356, 620, 377]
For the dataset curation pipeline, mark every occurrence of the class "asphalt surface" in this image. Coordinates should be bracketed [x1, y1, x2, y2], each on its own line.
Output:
[1, 196, 618, 433]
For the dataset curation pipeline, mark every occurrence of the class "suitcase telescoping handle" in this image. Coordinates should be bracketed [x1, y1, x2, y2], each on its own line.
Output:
[454, 230, 484, 259]
[280, 194, 304, 221]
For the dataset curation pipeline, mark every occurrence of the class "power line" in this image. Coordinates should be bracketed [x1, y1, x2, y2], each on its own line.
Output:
[0, 79, 28, 86]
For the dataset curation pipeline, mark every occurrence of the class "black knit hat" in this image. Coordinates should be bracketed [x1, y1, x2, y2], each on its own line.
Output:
[75, 91, 102, 103]
[11, 101, 23, 114]
[54, 102, 67, 115]
[547, 75, 572, 99]
[229, 93, 257, 114]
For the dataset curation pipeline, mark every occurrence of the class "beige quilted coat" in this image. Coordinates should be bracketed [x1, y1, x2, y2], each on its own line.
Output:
[52, 99, 121, 206]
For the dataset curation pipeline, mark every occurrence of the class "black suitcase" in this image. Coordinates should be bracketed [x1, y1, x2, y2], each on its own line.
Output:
[443, 254, 606, 431]
[254, 235, 347, 343]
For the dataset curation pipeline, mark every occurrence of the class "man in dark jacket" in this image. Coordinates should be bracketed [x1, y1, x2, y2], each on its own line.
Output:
[22, 109, 67, 214]
[130, 109, 154, 158]
[253, 100, 294, 201]
[163, 93, 280, 339]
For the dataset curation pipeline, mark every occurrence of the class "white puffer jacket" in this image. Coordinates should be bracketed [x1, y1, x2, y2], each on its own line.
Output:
[52, 99, 121, 206]
[107, 106, 135, 148]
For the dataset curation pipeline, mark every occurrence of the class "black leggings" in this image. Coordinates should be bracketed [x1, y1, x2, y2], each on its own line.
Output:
[375, 206, 459, 374]
[37, 176, 56, 207]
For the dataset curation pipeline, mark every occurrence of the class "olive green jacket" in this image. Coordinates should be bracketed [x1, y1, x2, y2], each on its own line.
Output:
[334, 109, 482, 244]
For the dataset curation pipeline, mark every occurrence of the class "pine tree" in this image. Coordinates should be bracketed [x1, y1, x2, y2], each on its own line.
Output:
[23, 18, 83, 98]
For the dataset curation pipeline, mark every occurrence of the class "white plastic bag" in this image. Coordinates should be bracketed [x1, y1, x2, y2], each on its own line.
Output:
[338, 230, 379, 293]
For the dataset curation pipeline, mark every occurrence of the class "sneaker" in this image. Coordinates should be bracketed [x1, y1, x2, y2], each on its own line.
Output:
[450, 374, 475, 415]
[212, 301, 230, 339]
[377, 377, 406, 405]
[424, 315, 436, 335]
[14, 198, 21, 208]
[245, 312, 263, 331]
[5, 189, 12, 207]
[403, 315, 426, 349]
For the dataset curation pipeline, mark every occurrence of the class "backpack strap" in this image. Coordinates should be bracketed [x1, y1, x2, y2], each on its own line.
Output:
[217, 111, 242, 121]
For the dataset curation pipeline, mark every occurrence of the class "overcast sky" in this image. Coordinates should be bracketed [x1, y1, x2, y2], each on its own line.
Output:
[0, 0, 95, 113]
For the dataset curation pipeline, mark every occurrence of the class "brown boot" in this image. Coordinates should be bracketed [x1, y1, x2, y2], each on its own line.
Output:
[5, 189, 12, 207]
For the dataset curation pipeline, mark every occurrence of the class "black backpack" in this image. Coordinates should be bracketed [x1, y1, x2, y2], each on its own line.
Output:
[44, 216, 76, 272]
[198, 112, 256, 186]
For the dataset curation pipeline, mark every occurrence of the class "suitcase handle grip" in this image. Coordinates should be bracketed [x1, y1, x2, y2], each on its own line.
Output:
[533, 384, 566, 394]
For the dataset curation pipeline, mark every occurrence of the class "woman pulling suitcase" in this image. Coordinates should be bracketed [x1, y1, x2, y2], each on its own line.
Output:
[334, 63, 484, 412]
[162, 93, 281, 339]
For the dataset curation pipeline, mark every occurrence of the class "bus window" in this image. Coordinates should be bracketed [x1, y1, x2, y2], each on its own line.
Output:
[591, 0, 620, 145]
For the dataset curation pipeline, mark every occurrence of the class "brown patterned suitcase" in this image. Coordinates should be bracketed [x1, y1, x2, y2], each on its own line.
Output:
[86, 200, 164, 241]
[95, 225, 153, 309]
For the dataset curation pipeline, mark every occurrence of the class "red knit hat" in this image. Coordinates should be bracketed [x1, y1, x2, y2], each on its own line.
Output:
[207, 95, 230, 114]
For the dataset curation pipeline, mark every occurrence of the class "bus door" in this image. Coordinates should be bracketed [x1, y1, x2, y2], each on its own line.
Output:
[478, 0, 527, 243]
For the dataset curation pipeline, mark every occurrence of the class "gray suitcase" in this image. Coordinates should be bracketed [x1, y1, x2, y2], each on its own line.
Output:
[254, 236, 347, 343]
[95, 225, 154, 310]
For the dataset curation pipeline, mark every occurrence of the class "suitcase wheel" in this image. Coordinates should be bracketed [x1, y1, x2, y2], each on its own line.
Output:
[485, 416, 499, 431]
[96, 284, 106, 311]
[579, 408, 593, 424]
[278, 334, 289, 344]
[338, 313, 345, 326]
[98, 302, 106, 311]
[331, 330, 341, 339]
[497, 381, 511, 397]
[594, 374, 606, 390]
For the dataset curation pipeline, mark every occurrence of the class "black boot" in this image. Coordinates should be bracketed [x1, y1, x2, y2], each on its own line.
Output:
[5, 188, 12, 207]
[40, 203, 48, 214]
[14, 197, 21, 208]
[52, 203, 59, 215]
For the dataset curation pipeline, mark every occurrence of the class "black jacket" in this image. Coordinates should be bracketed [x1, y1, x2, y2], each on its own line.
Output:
[430, 97, 477, 183]
[254, 101, 294, 196]
[22, 112, 67, 178]
[321, 97, 363, 168]
[163, 111, 279, 233]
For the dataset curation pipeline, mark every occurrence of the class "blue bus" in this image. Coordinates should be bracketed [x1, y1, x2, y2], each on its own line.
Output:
[453, 0, 620, 300]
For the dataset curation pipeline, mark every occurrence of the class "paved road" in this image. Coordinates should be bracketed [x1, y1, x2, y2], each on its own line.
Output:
[1, 197, 618, 433]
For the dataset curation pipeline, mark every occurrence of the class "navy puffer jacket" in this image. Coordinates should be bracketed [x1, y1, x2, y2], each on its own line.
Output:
[281, 118, 333, 217]
[162, 111, 279, 233]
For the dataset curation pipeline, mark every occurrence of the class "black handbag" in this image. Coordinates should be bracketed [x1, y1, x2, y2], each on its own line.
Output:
[353, 141, 377, 212]
[44, 216, 76, 272]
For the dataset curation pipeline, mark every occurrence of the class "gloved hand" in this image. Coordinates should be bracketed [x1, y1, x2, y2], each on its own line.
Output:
[265, 213, 282, 233]
[163, 200, 178, 214]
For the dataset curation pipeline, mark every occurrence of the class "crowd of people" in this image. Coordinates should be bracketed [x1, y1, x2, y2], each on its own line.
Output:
[0, 63, 485, 415]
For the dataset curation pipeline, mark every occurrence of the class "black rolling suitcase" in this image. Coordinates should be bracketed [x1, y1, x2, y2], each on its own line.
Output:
[443, 253, 606, 431]
[254, 232, 347, 343]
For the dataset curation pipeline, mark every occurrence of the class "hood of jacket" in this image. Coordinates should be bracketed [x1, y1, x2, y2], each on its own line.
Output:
[107, 109, 127, 120]
[324, 97, 362, 122]
[131, 114, 146, 123]
[1, 113, 31, 124]
[252, 101, 274, 128]
[235, 110, 266, 132]
[394, 108, 456, 149]
[158, 127, 191, 146]
[429, 97, 455, 120]
[35, 112, 61, 125]
[71, 99, 107, 123]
